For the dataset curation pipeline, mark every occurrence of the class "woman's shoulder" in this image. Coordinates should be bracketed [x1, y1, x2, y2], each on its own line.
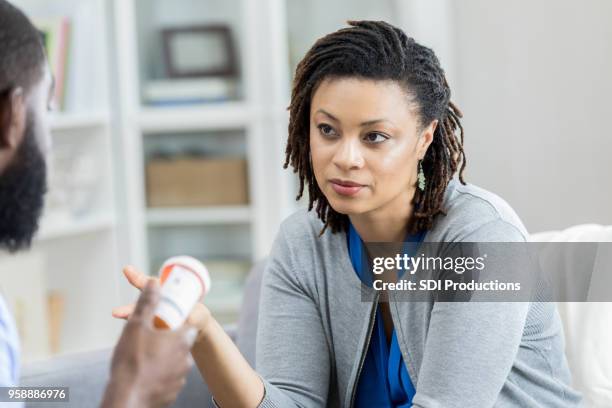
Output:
[428, 179, 529, 242]
[278, 207, 326, 239]
[272, 208, 338, 253]
[267, 208, 342, 286]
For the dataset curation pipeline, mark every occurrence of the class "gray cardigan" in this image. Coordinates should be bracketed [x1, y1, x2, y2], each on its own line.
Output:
[255, 180, 582, 407]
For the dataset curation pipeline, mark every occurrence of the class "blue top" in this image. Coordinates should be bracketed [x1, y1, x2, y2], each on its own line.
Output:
[0, 294, 21, 387]
[348, 222, 424, 408]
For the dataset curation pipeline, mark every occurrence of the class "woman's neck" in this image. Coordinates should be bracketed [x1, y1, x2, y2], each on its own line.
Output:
[349, 191, 414, 242]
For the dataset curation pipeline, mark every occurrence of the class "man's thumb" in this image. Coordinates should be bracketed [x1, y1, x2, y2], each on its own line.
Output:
[131, 279, 159, 321]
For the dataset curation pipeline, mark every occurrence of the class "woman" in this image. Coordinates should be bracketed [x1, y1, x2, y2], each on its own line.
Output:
[114, 21, 581, 407]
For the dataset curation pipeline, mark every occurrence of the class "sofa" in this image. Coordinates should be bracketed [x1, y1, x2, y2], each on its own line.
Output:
[531, 225, 612, 407]
[20, 226, 612, 407]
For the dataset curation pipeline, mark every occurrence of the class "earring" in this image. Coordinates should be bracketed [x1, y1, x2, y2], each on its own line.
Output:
[417, 160, 426, 191]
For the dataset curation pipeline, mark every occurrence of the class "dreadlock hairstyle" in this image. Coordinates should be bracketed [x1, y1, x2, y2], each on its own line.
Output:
[284, 20, 466, 236]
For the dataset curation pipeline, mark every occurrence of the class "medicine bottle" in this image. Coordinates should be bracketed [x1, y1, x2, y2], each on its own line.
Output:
[153, 256, 211, 330]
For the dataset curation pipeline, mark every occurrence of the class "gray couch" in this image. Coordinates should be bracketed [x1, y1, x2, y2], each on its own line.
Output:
[20, 261, 266, 408]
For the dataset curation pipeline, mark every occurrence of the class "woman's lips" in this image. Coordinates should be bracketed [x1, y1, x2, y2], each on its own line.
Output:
[330, 179, 364, 196]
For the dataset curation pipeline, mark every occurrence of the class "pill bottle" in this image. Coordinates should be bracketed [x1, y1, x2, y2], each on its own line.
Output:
[153, 256, 211, 330]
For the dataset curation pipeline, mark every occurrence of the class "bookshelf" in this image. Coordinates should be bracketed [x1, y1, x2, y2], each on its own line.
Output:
[139, 102, 252, 132]
[36, 212, 115, 241]
[49, 112, 110, 131]
[112, 0, 295, 324]
[146, 206, 252, 227]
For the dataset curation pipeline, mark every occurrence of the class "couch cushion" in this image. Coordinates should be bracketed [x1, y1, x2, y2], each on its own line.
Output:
[20, 349, 111, 408]
[531, 224, 612, 407]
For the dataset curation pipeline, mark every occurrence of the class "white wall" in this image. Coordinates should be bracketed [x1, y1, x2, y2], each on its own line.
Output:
[286, 0, 397, 73]
[450, 0, 612, 232]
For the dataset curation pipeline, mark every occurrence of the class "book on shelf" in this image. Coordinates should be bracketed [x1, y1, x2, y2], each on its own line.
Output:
[34, 16, 71, 111]
[143, 78, 237, 106]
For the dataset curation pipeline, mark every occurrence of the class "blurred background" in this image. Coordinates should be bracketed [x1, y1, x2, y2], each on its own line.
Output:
[0, 0, 610, 366]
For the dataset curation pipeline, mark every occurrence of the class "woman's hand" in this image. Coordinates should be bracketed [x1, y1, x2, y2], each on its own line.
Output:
[112, 265, 213, 339]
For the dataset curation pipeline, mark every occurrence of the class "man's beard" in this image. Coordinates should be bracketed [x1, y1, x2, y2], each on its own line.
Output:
[0, 117, 47, 252]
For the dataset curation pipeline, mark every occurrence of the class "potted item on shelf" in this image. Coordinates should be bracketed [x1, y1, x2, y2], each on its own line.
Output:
[146, 150, 249, 207]
[143, 24, 239, 105]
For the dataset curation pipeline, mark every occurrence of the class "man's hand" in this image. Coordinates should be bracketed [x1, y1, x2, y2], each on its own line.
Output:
[112, 266, 213, 343]
[101, 280, 195, 408]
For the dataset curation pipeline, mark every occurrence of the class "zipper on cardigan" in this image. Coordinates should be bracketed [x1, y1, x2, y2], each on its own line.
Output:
[348, 293, 379, 407]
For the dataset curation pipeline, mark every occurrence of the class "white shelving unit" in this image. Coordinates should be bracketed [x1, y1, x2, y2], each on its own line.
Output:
[112, 0, 296, 323]
[36, 212, 115, 241]
[147, 206, 252, 227]
[139, 102, 252, 132]
[49, 112, 110, 131]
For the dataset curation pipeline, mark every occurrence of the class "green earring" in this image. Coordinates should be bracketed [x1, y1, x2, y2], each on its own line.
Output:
[417, 160, 426, 191]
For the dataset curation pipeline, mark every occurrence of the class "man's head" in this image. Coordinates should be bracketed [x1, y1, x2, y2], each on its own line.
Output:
[0, 0, 53, 252]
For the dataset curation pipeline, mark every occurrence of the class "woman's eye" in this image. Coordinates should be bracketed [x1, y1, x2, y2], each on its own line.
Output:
[317, 124, 337, 137]
[364, 132, 388, 144]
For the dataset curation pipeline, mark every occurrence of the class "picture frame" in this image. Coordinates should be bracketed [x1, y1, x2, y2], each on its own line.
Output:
[162, 25, 238, 78]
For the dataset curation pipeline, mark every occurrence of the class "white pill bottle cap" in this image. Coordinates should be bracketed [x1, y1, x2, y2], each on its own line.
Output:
[154, 255, 211, 330]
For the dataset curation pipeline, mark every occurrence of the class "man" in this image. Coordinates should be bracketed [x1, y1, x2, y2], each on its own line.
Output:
[0, 1, 193, 406]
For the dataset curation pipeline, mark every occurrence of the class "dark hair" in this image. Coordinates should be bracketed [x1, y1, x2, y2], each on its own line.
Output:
[0, 114, 47, 252]
[284, 20, 466, 235]
[0, 0, 46, 95]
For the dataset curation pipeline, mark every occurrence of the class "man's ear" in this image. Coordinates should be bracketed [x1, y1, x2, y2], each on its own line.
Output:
[0, 87, 26, 149]
[416, 119, 438, 159]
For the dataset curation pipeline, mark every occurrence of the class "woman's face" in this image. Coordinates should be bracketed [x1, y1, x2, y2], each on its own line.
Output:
[309, 77, 435, 217]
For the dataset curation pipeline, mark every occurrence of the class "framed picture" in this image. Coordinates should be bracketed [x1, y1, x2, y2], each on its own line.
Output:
[162, 25, 238, 78]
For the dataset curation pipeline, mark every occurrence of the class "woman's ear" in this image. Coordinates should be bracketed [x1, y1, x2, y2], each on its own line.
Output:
[0, 87, 26, 149]
[416, 119, 438, 159]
